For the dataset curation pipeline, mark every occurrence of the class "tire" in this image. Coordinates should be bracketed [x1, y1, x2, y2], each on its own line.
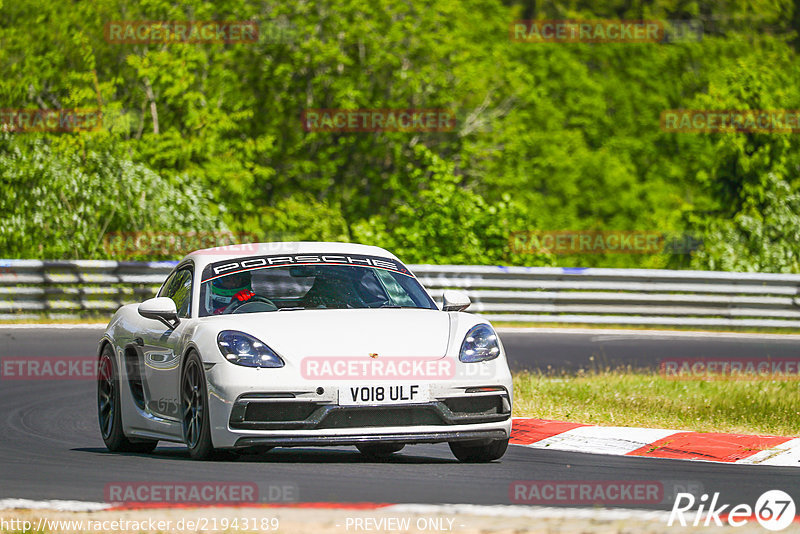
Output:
[181, 351, 216, 460]
[97, 345, 158, 453]
[356, 443, 405, 457]
[449, 438, 508, 462]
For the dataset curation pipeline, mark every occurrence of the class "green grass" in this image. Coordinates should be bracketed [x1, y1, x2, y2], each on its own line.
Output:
[513, 371, 800, 436]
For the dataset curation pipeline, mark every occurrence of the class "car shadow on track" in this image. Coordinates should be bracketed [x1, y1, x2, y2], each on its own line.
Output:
[72, 447, 457, 464]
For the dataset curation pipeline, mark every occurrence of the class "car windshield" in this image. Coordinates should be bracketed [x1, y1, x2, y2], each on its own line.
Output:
[199, 255, 436, 316]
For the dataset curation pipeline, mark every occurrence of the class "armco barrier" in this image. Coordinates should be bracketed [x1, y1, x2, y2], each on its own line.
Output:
[1, 260, 799, 328]
[0, 260, 175, 320]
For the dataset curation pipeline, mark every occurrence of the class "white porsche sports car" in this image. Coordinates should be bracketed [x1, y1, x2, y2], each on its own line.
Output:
[97, 242, 512, 461]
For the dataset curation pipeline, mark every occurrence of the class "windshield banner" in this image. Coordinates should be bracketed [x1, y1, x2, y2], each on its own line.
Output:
[202, 253, 413, 282]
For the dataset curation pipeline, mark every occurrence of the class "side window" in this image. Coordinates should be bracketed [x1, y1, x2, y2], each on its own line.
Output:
[159, 268, 193, 318]
[374, 269, 416, 306]
[157, 272, 175, 299]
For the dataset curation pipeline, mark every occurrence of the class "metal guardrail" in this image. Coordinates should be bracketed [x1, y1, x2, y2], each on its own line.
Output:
[414, 265, 800, 329]
[0, 260, 175, 320]
[1, 260, 799, 328]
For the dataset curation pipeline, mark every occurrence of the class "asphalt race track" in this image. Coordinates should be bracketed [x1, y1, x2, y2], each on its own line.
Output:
[499, 328, 800, 373]
[0, 326, 798, 510]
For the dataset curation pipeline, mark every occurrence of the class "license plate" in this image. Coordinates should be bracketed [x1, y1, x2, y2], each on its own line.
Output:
[339, 384, 429, 406]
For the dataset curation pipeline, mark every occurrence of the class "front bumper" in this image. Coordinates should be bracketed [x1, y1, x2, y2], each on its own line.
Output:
[204, 357, 513, 449]
[229, 395, 511, 431]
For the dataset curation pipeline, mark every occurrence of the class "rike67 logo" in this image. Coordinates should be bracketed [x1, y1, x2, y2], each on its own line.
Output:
[668, 490, 796, 531]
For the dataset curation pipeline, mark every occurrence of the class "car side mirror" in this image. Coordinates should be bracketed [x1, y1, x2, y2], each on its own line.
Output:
[442, 290, 471, 312]
[138, 297, 180, 329]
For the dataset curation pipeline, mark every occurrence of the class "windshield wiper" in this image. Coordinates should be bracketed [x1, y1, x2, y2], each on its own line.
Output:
[277, 307, 306, 311]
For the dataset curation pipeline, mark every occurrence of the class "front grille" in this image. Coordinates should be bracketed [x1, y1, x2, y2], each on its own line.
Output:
[244, 402, 319, 423]
[444, 395, 506, 416]
[316, 406, 446, 429]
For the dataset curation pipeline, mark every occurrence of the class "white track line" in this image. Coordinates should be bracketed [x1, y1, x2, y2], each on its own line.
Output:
[495, 327, 800, 339]
[0, 499, 671, 522]
[521, 425, 677, 456]
[1, 325, 796, 338]
[0, 499, 110, 512]
[738, 438, 800, 466]
[388, 503, 670, 521]
[0, 324, 106, 329]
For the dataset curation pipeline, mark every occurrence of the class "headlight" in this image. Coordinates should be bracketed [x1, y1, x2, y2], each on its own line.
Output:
[217, 331, 284, 368]
[459, 324, 500, 363]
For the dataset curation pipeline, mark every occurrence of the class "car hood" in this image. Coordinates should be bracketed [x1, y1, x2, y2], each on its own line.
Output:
[204, 308, 451, 359]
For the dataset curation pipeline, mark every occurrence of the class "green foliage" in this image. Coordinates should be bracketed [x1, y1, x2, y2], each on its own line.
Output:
[254, 195, 350, 243]
[690, 173, 800, 272]
[0, 134, 221, 258]
[0, 0, 798, 272]
[351, 145, 531, 264]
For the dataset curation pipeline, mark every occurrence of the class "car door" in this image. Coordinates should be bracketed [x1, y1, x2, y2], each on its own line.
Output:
[139, 265, 194, 420]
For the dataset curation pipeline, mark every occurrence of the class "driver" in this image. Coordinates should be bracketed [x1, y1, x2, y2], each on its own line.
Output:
[210, 272, 254, 314]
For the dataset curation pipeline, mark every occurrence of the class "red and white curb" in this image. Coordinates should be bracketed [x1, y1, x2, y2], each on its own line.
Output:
[511, 418, 800, 466]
